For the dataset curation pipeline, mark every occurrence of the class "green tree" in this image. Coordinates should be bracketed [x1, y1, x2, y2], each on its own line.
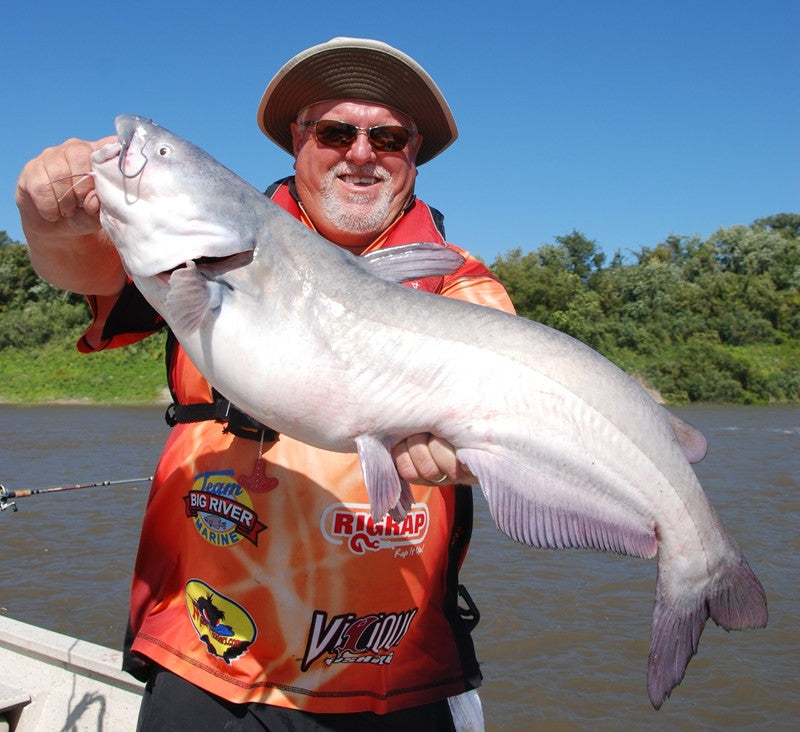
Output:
[554, 230, 605, 285]
[754, 212, 800, 237]
[0, 234, 37, 310]
[0, 230, 90, 347]
[490, 247, 584, 324]
[713, 224, 797, 283]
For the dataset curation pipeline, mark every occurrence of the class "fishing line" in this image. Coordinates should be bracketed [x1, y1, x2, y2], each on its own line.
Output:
[0, 476, 153, 513]
[49, 172, 96, 203]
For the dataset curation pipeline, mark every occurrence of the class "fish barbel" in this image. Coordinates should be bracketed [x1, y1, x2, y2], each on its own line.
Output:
[91, 115, 767, 709]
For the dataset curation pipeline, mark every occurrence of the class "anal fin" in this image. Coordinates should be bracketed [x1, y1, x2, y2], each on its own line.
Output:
[457, 447, 657, 558]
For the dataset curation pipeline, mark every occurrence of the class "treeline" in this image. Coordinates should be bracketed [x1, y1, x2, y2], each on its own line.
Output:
[489, 213, 799, 403]
[1, 215, 799, 404]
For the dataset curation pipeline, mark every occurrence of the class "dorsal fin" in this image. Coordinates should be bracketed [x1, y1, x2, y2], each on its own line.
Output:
[361, 242, 464, 283]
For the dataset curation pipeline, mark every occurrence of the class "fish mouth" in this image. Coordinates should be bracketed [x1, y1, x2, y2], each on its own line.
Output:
[117, 120, 138, 158]
[160, 251, 253, 281]
[114, 115, 153, 179]
[115, 115, 148, 146]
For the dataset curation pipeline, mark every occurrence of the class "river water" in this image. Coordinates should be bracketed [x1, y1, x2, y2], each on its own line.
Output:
[0, 404, 797, 730]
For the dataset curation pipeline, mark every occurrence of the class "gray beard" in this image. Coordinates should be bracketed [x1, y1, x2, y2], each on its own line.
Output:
[320, 163, 394, 234]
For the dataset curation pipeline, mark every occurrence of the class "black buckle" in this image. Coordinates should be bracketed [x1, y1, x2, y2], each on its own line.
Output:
[222, 404, 279, 442]
[457, 584, 480, 632]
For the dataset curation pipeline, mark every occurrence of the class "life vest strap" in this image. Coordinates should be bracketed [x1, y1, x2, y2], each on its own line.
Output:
[165, 392, 279, 443]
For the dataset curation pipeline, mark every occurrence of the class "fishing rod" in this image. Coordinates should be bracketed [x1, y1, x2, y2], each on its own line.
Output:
[0, 476, 153, 513]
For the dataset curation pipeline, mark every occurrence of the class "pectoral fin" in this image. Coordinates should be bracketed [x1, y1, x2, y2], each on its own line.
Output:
[355, 433, 414, 521]
[361, 243, 465, 283]
[457, 447, 657, 558]
[166, 261, 222, 334]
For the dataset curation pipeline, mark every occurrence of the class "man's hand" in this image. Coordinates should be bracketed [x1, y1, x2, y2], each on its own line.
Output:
[15, 135, 126, 296]
[392, 433, 477, 486]
[16, 136, 116, 236]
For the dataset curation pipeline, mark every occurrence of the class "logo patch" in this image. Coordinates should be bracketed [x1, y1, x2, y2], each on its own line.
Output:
[320, 502, 428, 556]
[185, 579, 256, 664]
[301, 607, 418, 671]
[184, 469, 267, 546]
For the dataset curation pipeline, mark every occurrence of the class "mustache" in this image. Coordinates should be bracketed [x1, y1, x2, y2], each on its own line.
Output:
[329, 161, 391, 180]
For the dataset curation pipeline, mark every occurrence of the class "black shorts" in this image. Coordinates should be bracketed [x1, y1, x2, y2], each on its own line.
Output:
[136, 666, 457, 731]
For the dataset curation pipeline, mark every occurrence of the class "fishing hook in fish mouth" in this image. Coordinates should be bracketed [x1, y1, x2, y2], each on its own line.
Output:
[118, 130, 148, 179]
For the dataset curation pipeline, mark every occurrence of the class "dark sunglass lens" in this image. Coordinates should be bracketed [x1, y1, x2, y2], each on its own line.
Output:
[369, 126, 409, 151]
[312, 120, 410, 152]
[314, 121, 357, 148]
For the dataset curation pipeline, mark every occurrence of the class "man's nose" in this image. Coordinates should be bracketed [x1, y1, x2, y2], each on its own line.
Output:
[345, 130, 377, 165]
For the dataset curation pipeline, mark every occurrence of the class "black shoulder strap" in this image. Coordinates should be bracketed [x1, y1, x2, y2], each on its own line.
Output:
[101, 282, 163, 340]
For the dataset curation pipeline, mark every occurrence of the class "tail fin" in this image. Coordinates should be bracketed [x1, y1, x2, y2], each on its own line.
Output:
[647, 555, 768, 709]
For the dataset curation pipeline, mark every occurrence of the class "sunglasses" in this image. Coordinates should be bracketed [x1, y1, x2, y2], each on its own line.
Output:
[302, 119, 414, 153]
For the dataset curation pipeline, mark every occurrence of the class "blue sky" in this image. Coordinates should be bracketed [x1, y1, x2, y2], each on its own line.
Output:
[3, 0, 797, 264]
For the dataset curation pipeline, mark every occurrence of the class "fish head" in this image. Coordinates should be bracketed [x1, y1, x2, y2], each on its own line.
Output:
[90, 115, 260, 280]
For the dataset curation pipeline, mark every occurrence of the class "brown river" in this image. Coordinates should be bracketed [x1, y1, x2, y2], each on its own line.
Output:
[0, 404, 797, 730]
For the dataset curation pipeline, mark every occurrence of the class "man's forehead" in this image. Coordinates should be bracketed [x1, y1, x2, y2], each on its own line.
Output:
[298, 99, 416, 128]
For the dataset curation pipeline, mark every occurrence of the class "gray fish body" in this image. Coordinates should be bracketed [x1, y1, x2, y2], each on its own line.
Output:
[91, 116, 767, 709]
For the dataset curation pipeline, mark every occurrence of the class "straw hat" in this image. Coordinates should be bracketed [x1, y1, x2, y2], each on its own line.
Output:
[257, 37, 458, 165]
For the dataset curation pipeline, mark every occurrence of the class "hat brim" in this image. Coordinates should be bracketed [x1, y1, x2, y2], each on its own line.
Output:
[257, 38, 457, 166]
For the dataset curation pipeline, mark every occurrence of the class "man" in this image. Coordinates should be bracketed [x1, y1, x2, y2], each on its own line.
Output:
[16, 38, 515, 731]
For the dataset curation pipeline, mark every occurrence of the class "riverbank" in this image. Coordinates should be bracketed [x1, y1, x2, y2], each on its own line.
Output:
[1, 335, 168, 404]
[2, 332, 798, 406]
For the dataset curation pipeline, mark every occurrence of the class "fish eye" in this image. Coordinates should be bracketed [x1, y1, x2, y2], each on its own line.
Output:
[156, 144, 173, 157]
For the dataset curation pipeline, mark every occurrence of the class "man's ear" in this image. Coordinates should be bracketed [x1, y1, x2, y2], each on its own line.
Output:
[410, 132, 424, 162]
[290, 122, 305, 157]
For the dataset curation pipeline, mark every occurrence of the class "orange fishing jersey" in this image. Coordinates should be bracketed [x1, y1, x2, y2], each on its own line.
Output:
[82, 187, 515, 713]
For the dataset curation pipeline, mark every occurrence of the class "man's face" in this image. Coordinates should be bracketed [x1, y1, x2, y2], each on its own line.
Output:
[290, 100, 422, 250]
